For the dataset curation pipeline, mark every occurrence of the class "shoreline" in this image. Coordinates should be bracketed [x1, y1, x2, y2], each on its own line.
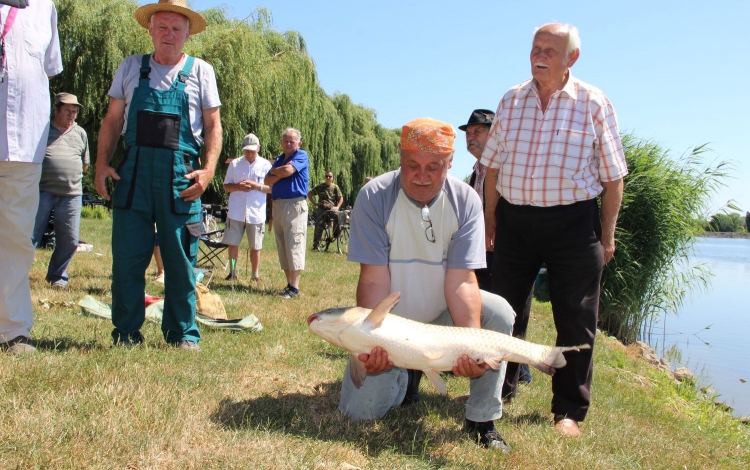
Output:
[702, 232, 750, 239]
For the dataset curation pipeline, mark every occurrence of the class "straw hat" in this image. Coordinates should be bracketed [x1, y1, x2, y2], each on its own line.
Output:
[135, 0, 206, 35]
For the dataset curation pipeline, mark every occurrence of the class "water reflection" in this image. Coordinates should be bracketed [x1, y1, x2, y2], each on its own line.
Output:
[647, 237, 750, 417]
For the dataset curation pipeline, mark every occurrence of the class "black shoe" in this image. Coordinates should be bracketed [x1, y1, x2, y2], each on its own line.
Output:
[464, 419, 510, 453]
[225, 272, 237, 280]
[401, 369, 423, 406]
[113, 331, 144, 348]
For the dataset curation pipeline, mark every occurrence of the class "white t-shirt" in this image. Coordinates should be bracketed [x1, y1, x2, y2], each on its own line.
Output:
[347, 170, 485, 323]
[224, 156, 272, 224]
[107, 54, 221, 145]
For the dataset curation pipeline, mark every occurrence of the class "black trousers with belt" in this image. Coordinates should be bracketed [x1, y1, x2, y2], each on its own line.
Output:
[492, 197, 603, 422]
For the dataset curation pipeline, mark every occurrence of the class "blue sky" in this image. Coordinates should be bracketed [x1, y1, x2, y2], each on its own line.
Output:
[185, 0, 749, 215]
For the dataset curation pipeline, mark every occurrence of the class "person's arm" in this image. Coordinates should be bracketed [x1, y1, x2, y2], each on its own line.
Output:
[484, 168, 500, 252]
[181, 107, 222, 202]
[307, 188, 317, 205]
[445, 267, 491, 378]
[335, 194, 344, 210]
[600, 178, 624, 265]
[94, 98, 126, 200]
[356, 264, 394, 374]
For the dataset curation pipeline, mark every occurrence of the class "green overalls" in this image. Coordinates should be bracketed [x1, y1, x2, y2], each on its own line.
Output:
[110, 54, 203, 345]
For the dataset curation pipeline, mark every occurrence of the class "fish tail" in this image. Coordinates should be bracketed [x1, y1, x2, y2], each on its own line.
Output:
[535, 344, 591, 375]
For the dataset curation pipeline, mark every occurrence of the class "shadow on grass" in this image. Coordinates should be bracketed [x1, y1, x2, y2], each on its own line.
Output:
[208, 281, 282, 297]
[34, 336, 104, 352]
[210, 379, 474, 461]
[507, 411, 549, 426]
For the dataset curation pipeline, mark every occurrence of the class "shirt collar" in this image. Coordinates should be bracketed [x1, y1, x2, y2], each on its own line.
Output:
[524, 71, 578, 100]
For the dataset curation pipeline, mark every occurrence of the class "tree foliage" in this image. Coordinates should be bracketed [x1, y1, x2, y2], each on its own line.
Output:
[704, 212, 747, 233]
[599, 137, 732, 344]
[51, 0, 400, 205]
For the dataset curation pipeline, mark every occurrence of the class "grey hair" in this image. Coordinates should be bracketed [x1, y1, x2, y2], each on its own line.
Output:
[534, 23, 581, 58]
[282, 127, 302, 142]
[150, 12, 190, 31]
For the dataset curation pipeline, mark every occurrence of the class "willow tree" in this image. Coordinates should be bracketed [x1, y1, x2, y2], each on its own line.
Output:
[599, 136, 732, 343]
[51, 0, 400, 204]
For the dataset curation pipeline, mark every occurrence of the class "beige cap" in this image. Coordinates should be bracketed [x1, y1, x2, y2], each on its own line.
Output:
[242, 133, 260, 151]
[134, 0, 207, 35]
[54, 93, 82, 108]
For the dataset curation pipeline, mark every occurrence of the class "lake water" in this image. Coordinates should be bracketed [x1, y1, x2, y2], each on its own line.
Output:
[646, 237, 750, 418]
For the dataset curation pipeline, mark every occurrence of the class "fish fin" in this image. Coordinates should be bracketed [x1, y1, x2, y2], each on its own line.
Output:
[423, 369, 447, 395]
[535, 344, 592, 375]
[481, 357, 503, 370]
[363, 291, 401, 328]
[349, 353, 367, 389]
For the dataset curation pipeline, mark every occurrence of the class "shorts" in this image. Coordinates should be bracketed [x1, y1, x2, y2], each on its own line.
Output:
[222, 218, 265, 250]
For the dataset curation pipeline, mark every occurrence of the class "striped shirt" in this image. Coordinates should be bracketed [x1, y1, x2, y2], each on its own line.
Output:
[480, 75, 628, 207]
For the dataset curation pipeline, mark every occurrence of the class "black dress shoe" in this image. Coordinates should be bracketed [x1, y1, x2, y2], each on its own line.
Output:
[464, 419, 510, 453]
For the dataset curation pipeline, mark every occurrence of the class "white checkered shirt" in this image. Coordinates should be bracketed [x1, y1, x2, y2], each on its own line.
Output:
[480, 75, 628, 207]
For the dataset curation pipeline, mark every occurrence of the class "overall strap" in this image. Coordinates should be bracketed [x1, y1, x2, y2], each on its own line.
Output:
[139, 54, 151, 86]
[173, 55, 195, 92]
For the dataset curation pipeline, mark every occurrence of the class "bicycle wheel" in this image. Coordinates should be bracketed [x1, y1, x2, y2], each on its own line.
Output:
[337, 227, 350, 255]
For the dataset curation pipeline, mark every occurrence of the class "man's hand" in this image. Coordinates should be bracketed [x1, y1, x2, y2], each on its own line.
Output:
[238, 180, 254, 192]
[452, 354, 490, 378]
[358, 347, 394, 374]
[180, 168, 214, 202]
[95, 165, 120, 201]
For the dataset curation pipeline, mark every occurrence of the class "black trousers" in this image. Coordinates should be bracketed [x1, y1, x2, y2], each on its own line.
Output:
[492, 197, 603, 422]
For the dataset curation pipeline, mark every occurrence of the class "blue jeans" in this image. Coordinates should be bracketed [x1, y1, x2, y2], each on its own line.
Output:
[339, 290, 515, 422]
[32, 192, 82, 286]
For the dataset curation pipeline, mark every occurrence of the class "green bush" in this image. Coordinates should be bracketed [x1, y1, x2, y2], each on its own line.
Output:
[81, 205, 110, 220]
[599, 136, 732, 344]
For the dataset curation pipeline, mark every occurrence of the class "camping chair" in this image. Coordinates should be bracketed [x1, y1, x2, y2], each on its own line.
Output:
[198, 208, 229, 271]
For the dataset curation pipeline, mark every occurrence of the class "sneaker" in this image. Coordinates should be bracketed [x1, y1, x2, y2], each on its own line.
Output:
[225, 272, 237, 281]
[154, 273, 165, 284]
[1, 336, 36, 355]
[277, 286, 299, 299]
[50, 280, 67, 289]
[464, 419, 510, 453]
[177, 340, 200, 351]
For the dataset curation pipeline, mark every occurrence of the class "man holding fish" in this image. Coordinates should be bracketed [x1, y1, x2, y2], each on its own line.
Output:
[340, 117, 516, 452]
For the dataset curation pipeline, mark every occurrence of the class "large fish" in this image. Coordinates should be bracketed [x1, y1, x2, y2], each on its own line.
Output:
[307, 292, 589, 394]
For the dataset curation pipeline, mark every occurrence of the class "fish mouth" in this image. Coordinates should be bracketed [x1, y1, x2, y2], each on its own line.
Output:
[306, 314, 318, 326]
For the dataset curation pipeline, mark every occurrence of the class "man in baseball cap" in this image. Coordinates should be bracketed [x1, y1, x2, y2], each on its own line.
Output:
[222, 134, 272, 281]
[340, 117, 516, 452]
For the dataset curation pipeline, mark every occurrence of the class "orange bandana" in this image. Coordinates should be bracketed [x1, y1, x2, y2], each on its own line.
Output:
[400, 118, 455, 155]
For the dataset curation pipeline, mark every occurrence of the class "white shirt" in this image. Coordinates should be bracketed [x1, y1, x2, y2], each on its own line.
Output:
[0, 0, 63, 163]
[224, 156, 272, 224]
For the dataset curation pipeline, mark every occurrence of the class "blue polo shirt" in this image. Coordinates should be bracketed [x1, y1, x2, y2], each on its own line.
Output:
[270, 149, 309, 200]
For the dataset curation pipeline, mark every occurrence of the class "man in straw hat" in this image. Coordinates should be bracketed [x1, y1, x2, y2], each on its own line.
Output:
[31, 93, 90, 288]
[95, 0, 222, 351]
[340, 117, 516, 452]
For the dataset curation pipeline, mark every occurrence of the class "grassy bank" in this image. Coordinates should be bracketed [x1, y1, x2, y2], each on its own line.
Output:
[1, 217, 748, 469]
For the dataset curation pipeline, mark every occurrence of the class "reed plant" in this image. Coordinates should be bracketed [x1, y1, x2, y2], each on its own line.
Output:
[599, 136, 733, 344]
[2, 218, 748, 468]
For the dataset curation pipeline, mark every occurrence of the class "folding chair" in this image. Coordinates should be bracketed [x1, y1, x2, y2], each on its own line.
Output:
[198, 229, 229, 270]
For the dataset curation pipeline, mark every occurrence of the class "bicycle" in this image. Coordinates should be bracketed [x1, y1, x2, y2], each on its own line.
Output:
[320, 209, 350, 255]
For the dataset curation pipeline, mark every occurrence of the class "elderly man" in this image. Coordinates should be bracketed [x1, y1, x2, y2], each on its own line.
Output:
[0, 0, 63, 355]
[308, 170, 343, 251]
[482, 23, 627, 437]
[342, 118, 516, 452]
[222, 133, 272, 281]
[264, 128, 309, 299]
[31, 93, 90, 288]
[95, 0, 222, 350]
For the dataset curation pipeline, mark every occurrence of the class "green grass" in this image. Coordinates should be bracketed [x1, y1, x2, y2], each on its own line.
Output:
[2, 218, 748, 469]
